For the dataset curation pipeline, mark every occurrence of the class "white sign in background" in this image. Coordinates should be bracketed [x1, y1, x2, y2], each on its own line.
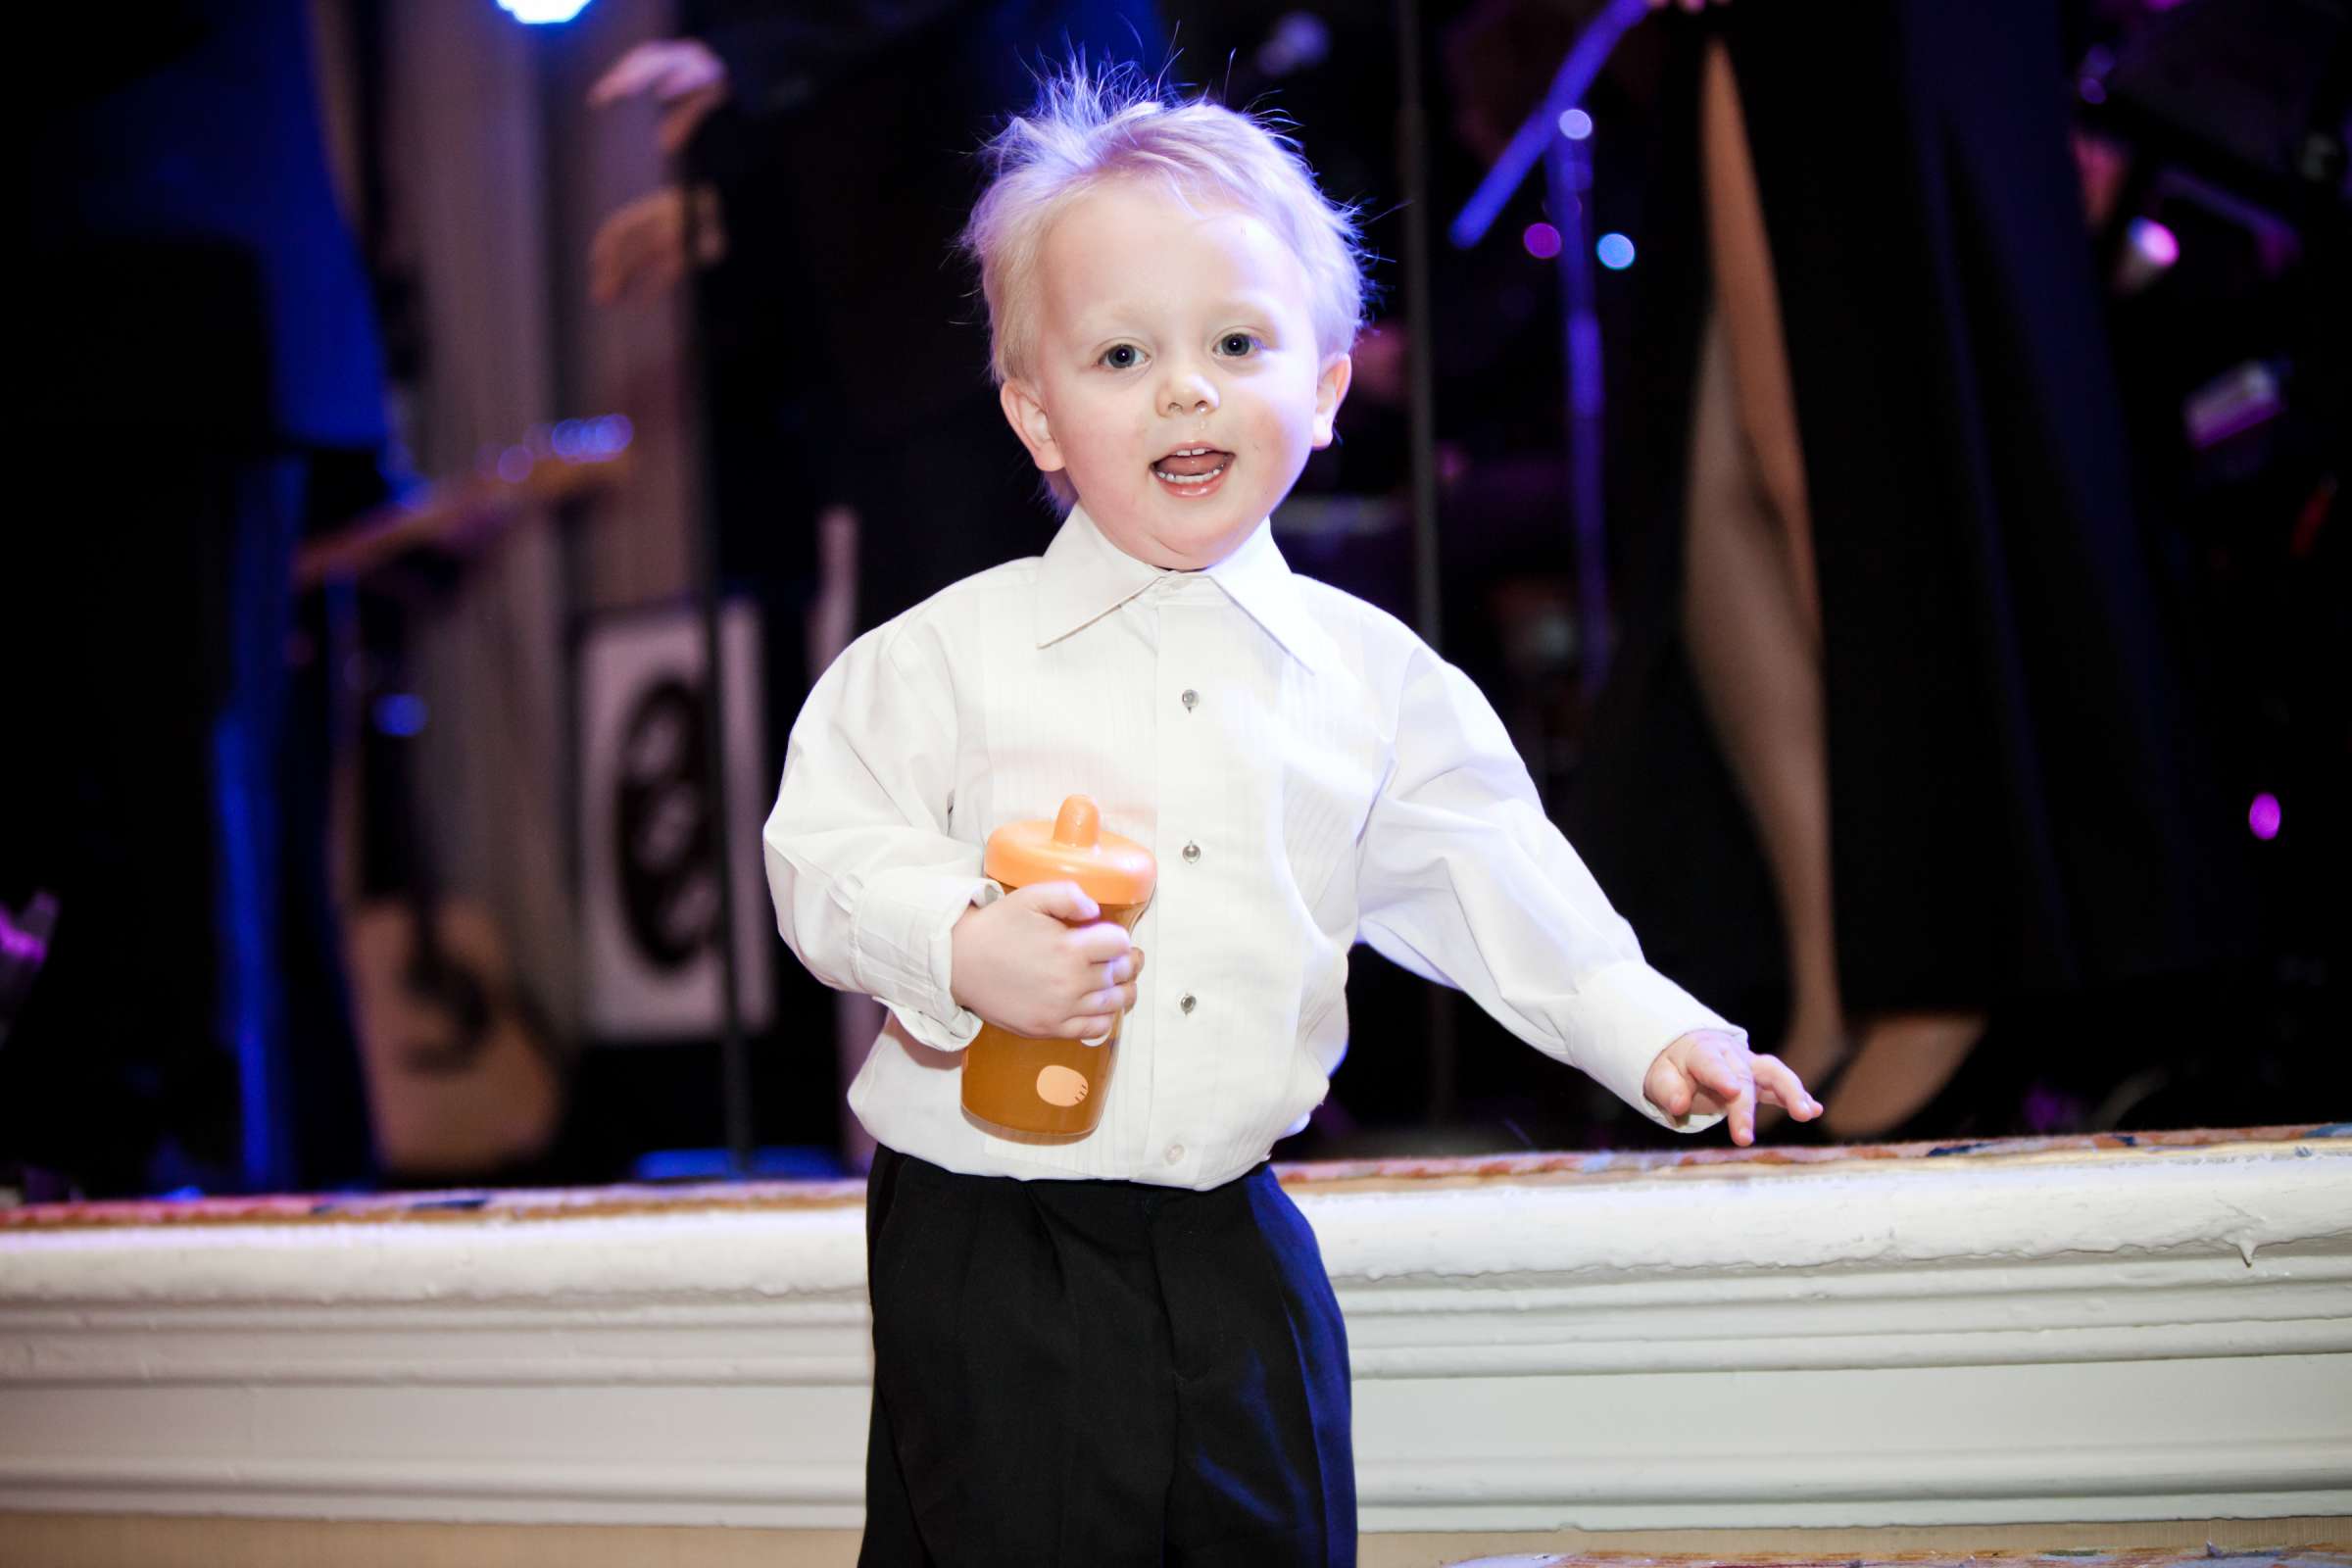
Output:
[577, 601, 775, 1040]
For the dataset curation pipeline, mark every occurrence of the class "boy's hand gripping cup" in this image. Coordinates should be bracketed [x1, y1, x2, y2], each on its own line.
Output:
[962, 795, 1155, 1139]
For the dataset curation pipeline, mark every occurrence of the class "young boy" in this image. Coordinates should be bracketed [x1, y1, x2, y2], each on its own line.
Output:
[764, 64, 1819, 1568]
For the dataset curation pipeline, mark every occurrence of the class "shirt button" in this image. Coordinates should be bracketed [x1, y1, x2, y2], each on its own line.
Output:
[1180, 689, 1199, 710]
[1182, 841, 1201, 864]
[1179, 993, 1197, 1014]
[1165, 1144, 1185, 1165]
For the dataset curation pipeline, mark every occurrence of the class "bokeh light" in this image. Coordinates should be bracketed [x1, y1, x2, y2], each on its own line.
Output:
[1557, 108, 1593, 141]
[1522, 221, 1562, 260]
[2248, 793, 2282, 841]
[373, 694, 430, 738]
[2128, 216, 2180, 270]
[497, 0, 594, 22]
[1596, 232, 1636, 270]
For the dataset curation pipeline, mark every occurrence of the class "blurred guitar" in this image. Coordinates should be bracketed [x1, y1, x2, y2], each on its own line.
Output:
[306, 428, 630, 1179]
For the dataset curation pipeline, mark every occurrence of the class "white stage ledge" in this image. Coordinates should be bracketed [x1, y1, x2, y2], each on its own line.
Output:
[2, 1125, 2347, 1534]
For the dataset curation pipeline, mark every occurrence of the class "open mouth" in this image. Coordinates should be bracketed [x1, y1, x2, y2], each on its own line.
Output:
[1151, 445, 1233, 495]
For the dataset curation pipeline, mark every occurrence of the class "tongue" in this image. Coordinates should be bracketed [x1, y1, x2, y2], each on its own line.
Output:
[1155, 450, 1228, 477]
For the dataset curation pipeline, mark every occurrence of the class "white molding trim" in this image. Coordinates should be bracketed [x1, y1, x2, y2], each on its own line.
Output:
[4, 1137, 2348, 1530]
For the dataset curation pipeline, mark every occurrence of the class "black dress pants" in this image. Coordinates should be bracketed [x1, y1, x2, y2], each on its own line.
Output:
[859, 1146, 1355, 1568]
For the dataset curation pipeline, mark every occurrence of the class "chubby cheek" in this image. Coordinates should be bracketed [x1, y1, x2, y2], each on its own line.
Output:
[1052, 408, 1147, 488]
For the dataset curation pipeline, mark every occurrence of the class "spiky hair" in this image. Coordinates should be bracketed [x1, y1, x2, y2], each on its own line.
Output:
[961, 60, 1368, 390]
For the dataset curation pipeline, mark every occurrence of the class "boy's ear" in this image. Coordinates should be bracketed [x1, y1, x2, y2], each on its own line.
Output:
[1310, 353, 1353, 449]
[999, 379, 1064, 473]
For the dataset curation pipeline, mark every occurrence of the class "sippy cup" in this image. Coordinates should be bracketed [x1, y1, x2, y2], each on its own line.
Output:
[961, 795, 1155, 1140]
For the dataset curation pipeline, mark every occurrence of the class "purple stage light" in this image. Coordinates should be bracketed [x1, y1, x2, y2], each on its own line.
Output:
[2114, 216, 2181, 295]
[2248, 793, 2281, 841]
[2184, 361, 2284, 449]
[1522, 221, 1563, 260]
[1557, 108, 1593, 141]
[2129, 216, 2180, 269]
[0, 922, 46, 966]
[1255, 13, 1331, 77]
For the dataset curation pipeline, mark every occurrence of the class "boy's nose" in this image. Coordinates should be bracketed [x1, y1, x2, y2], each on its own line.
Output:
[1161, 369, 1218, 416]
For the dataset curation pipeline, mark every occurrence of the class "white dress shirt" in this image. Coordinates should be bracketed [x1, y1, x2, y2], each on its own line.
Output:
[763, 506, 1738, 1189]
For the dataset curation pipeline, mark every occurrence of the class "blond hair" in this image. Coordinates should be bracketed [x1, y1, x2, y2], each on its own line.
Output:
[962, 61, 1368, 391]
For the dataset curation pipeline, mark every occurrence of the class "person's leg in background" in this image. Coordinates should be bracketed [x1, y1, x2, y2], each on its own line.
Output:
[1680, 40, 1844, 1108]
[1680, 41, 1984, 1136]
[1680, 313, 1844, 1107]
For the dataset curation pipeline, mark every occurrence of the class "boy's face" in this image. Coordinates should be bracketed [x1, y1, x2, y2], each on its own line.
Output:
[1000, 178, 1352, 571]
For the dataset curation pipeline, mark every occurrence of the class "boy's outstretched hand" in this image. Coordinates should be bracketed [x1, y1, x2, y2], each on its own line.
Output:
[951, 882, 1145, 1042]
[1643, 1029, 1821, 1146]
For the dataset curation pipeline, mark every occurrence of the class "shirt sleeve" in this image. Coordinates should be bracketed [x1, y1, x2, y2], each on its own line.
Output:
[761, 622, 996, 1051]
[1356, 645, 1741, 1135]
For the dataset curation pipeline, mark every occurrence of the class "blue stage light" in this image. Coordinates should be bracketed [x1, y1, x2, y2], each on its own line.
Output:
[1596, 232, 1636, 270]
[497, 0, 593, 24]
[374, 694, 430, 738]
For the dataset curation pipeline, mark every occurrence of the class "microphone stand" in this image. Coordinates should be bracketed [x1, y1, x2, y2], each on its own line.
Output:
[675, 144, 756, 1182]
[1448, 0, 1650, 696]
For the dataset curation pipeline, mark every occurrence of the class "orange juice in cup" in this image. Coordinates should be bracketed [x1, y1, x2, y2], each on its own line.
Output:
[962, 795, 1155, 1140]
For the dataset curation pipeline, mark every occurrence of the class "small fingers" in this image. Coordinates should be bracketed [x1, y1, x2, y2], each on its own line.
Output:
[1072, 990, 1134, 1020]
[1025, 881, 1102, 925]
[1751, 1053, 1824, 1118]
[1089, 956, 1147, 1004]
[1727, 1076, 1759, 1145]
[1069, 921, 1135, 963]
[1687, 1052, 1759, 1145]
[1645, 1053, 1694, 1118]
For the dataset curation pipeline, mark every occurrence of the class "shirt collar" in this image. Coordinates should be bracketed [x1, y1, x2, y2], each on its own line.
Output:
[1032, 505, 1335, 673]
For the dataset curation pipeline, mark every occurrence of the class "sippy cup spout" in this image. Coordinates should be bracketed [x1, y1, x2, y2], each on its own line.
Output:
[1053, 795, 1101, 848]
[984, 795, 1152, 904]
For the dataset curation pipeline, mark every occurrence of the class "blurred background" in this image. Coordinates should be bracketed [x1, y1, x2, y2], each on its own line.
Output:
[9, 0, 2345, 1201]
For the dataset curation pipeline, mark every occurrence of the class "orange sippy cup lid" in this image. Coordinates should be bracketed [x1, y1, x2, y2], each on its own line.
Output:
[984, 795, 1156, 905]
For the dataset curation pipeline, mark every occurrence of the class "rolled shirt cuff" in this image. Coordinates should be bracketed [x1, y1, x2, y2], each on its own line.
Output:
[852, 871, 1001, 1052]
[1569, 958, 1744, 1136]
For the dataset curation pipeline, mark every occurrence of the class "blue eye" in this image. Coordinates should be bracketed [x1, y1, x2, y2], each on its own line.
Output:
[1101, 344, 1141, 369]
[1219, 332, 1259, 357]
